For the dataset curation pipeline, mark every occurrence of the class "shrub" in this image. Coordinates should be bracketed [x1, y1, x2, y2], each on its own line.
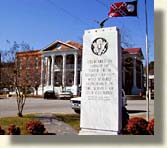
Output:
[26, 120, 45, 135]
[147, 118, 154, 135]
[127, 117, 148, 135]
[0, 126, 5, 135]
[7, 124, 21, 135]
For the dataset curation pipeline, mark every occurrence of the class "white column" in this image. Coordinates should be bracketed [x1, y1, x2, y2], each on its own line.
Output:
[47, 57, 50, 86]
[133, 57, 137, 88]
[74, 53, 78, 86]
[72, 53, 78, 96]
[140, 64, 143, 90]
[49, 57, 51, 85]
[132, 56, 139, 95]
[51, 55, 55, 87]
[62, 54, 66, 89]
[41, 56, 44, 95]
[41, 57, 44, 85]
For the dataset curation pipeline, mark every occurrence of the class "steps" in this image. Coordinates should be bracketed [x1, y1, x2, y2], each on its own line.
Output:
[126, 95, 145, 100]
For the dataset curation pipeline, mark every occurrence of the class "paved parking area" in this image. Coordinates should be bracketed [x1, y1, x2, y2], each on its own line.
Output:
[127, 99, 154, 119]
[0, 97, 154, 135]
[0, 97, 154, 119]
[0, 97, 75, 117]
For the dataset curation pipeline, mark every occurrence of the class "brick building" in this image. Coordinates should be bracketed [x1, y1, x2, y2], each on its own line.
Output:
[16, 50, 41, 94]
[0, 62, 15, 90]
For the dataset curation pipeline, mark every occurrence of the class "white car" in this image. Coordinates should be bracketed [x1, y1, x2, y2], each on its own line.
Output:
[70, 89, 127, 114]
[70, 97, 81, 114]
[58, 90, 73, 99]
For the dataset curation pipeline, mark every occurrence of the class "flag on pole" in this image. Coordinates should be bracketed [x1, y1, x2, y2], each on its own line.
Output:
[108, 1, 137, 17]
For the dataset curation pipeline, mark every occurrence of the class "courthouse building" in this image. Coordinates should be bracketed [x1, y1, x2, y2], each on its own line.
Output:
[38, 40, 82, 95]
[16, 40, 144, 96]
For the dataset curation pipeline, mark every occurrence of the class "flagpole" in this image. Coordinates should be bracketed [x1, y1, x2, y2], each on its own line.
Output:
[99, 17, 109, 28]
[144, 0, 150, 121]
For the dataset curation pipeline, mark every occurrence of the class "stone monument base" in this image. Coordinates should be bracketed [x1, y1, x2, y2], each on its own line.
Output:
[79, 128, 119, 135]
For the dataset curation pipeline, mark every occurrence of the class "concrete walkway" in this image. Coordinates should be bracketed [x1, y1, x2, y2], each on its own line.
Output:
[35, 114, 78, 135]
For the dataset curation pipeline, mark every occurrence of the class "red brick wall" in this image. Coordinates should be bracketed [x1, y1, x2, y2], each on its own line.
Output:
[16, 50, 41, 89]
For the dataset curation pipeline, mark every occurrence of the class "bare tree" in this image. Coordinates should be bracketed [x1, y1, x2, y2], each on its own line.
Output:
[15, 49, 41, 117]
[14, 74, 27, 117]
[0, 40, 32, 117]
[3, 41, 31, 62]
[121, 28, 135, 48]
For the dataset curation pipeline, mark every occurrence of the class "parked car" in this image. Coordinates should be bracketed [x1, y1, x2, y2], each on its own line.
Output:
[58, 90, 73, 100]
[70, 89, 127, 114]
[44, 90, 58, 99]
[70, 97, 81, 114]
[0, 88, 10, 95]
[44, 90, 73, 100]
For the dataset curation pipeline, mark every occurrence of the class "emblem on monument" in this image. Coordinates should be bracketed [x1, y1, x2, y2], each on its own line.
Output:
[91, 38, 108, 56]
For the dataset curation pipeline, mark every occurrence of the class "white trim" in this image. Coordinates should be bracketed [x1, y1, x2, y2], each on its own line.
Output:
[41, 40, 79, 52]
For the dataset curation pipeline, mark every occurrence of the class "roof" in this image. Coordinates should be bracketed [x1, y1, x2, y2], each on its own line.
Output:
[122, 48, 144, 59]
[66, 40, 82, 50]
[42, 40, 82, 52]
[123, 48, 141, 54]
[16, 50, 40, 55]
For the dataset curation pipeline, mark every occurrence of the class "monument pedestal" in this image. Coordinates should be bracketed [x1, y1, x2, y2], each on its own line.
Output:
[79, 129, 119, 135]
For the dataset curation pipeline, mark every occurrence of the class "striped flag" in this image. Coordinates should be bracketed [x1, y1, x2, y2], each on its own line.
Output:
[108, 1, 137, 17]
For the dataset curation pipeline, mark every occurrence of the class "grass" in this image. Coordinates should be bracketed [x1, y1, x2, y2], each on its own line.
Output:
[0, 113, 80, 134]
[0, 113, 151, 135]
[0, 114, 38, 135]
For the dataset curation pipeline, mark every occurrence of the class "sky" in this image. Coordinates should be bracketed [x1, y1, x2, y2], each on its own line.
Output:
[0, 0, 154, 62]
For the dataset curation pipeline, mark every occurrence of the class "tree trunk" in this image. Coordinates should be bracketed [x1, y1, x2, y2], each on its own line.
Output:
[17, 112, 23, 117]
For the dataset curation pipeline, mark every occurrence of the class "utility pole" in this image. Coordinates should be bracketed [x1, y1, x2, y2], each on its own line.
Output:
[144, 0, 150, 121]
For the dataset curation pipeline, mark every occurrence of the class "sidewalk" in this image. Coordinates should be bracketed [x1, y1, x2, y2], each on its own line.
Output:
[34, 99, 154, 135]
[127, 99, 154, 120]
[35, 114, 78, 135]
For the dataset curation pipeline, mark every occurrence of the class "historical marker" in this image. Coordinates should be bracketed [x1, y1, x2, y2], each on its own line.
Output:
[80, 27, 122, 135]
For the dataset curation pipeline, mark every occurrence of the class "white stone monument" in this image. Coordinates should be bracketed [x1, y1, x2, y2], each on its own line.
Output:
[80, 27, 122, 135]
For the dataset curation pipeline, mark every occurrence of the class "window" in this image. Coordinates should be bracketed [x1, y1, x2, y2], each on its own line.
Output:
[18, 72, 21, 78]
[34, 57, 38, 69]
[34, 71, 39, 82]
[26, 57, 30, 69]
[55, 43, 61, 49]
[26, 73, 30, 83]
[17, 57, 22, 70]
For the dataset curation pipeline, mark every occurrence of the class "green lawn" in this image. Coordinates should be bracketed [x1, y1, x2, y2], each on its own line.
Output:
[54, 114, 80, 132]
[0, 114, 38, 134]
[0, 114, 80, 135]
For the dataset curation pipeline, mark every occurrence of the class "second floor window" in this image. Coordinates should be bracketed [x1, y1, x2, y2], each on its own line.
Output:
[26, 57, 30, 69]
[26, 75, 29, 84]
[34, 57, 38, 69]
[17, 57, 22, 70]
